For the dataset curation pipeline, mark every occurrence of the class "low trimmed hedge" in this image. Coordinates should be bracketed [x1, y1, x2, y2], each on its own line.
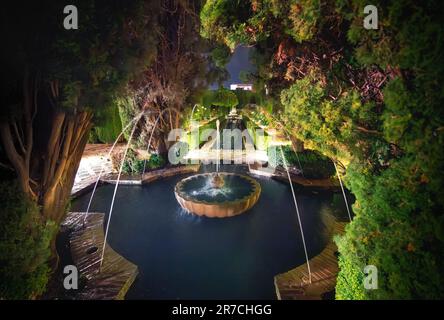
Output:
[268, 145, 335, 179]
[112, 149, 166, 174]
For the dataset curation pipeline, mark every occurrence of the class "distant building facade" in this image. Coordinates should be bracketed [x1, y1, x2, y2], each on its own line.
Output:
[230, 83, 253, 91]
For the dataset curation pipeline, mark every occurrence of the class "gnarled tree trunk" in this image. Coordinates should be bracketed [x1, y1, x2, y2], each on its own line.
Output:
[41, 111, 93, 224]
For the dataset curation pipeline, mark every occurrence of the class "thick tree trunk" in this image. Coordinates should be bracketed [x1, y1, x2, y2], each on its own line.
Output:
[1, 71, 95, 274]
[41, 112, 92, 269]
[41, 112, 92, 224]
[2, 108, 92, 270]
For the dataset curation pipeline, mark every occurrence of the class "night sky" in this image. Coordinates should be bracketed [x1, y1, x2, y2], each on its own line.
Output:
[211, 45, 256, 89]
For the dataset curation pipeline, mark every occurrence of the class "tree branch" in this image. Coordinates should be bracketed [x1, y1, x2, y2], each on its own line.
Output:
[0, 161, 14, 171]
[0, 122, 31, 196]
[12, 122, 26, 155]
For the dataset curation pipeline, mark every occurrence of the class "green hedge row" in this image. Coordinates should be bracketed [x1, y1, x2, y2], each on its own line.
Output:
[121, 149, 166, 174]
[268, 145, 335, 179]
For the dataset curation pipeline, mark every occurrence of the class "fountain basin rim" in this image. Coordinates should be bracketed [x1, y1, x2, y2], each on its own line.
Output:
[174, 172, 262, 218]
[174, 172, 260, 205]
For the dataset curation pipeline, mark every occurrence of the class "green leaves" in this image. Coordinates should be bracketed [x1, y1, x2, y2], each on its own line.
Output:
[120, 149, 166, 175]
[268, 146, 336, 178]
[45, 0, 159, 111]
[211, 45, 232, 68]
[199, 0, 444, 299]
[200, 0, 253, 49]
[210, 88, 239, 108]
[382, 78, 413, 144]
[280, 74, 358, 160]
[200, 0, 321, 47]
[91, 101, 123, 143]
[285, 0, 321, 43]
[0, 181, 55, 299]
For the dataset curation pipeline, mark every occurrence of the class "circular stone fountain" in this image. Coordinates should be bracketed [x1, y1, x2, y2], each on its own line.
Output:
[174, 172, 261, 218]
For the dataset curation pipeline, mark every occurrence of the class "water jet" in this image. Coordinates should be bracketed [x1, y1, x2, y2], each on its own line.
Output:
[174, 172, 261, 218]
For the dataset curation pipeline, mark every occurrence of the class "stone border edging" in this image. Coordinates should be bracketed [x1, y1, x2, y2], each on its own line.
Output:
[66, 165, 201, 299]
[174, 173, 261, 218]
[62, 212, 138, 300]
[249, 165, 340, 191]
[71, 164, 201, 199]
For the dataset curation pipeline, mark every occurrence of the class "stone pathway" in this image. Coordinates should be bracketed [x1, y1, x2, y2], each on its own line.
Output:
[71, 144, 123, 196]
[63, 212, 138, 300]
[274, 221, 346, 300]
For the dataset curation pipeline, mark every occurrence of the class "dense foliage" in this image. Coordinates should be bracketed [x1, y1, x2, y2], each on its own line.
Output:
[115, 149, 166, 175]
[0, 181, 55, 299]
[235, 90, 265, 109]
[210, 88, 239, 108]
[333, 0, 444, 299]
[89, 103, 123, 143]
[201, 0, 321, 49]
[201, 0, 444, 299]
[268, 145, 335, 179]
[211, 45, 232, 68]
[0, 0, 169, 297]
[119, 0, 227, 155]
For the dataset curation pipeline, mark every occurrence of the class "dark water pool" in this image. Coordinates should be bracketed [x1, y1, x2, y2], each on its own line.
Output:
[71, 168, 348, 299]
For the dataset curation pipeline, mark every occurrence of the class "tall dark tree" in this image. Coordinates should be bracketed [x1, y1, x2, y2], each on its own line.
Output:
[0, 0, 158, 264]
[127, 0, 225, 155]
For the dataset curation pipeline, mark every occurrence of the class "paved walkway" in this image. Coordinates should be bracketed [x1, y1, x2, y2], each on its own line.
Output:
[72, 144, 123, 196]
[274, 221, 346, 300]
[63, 212, 138, 300]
